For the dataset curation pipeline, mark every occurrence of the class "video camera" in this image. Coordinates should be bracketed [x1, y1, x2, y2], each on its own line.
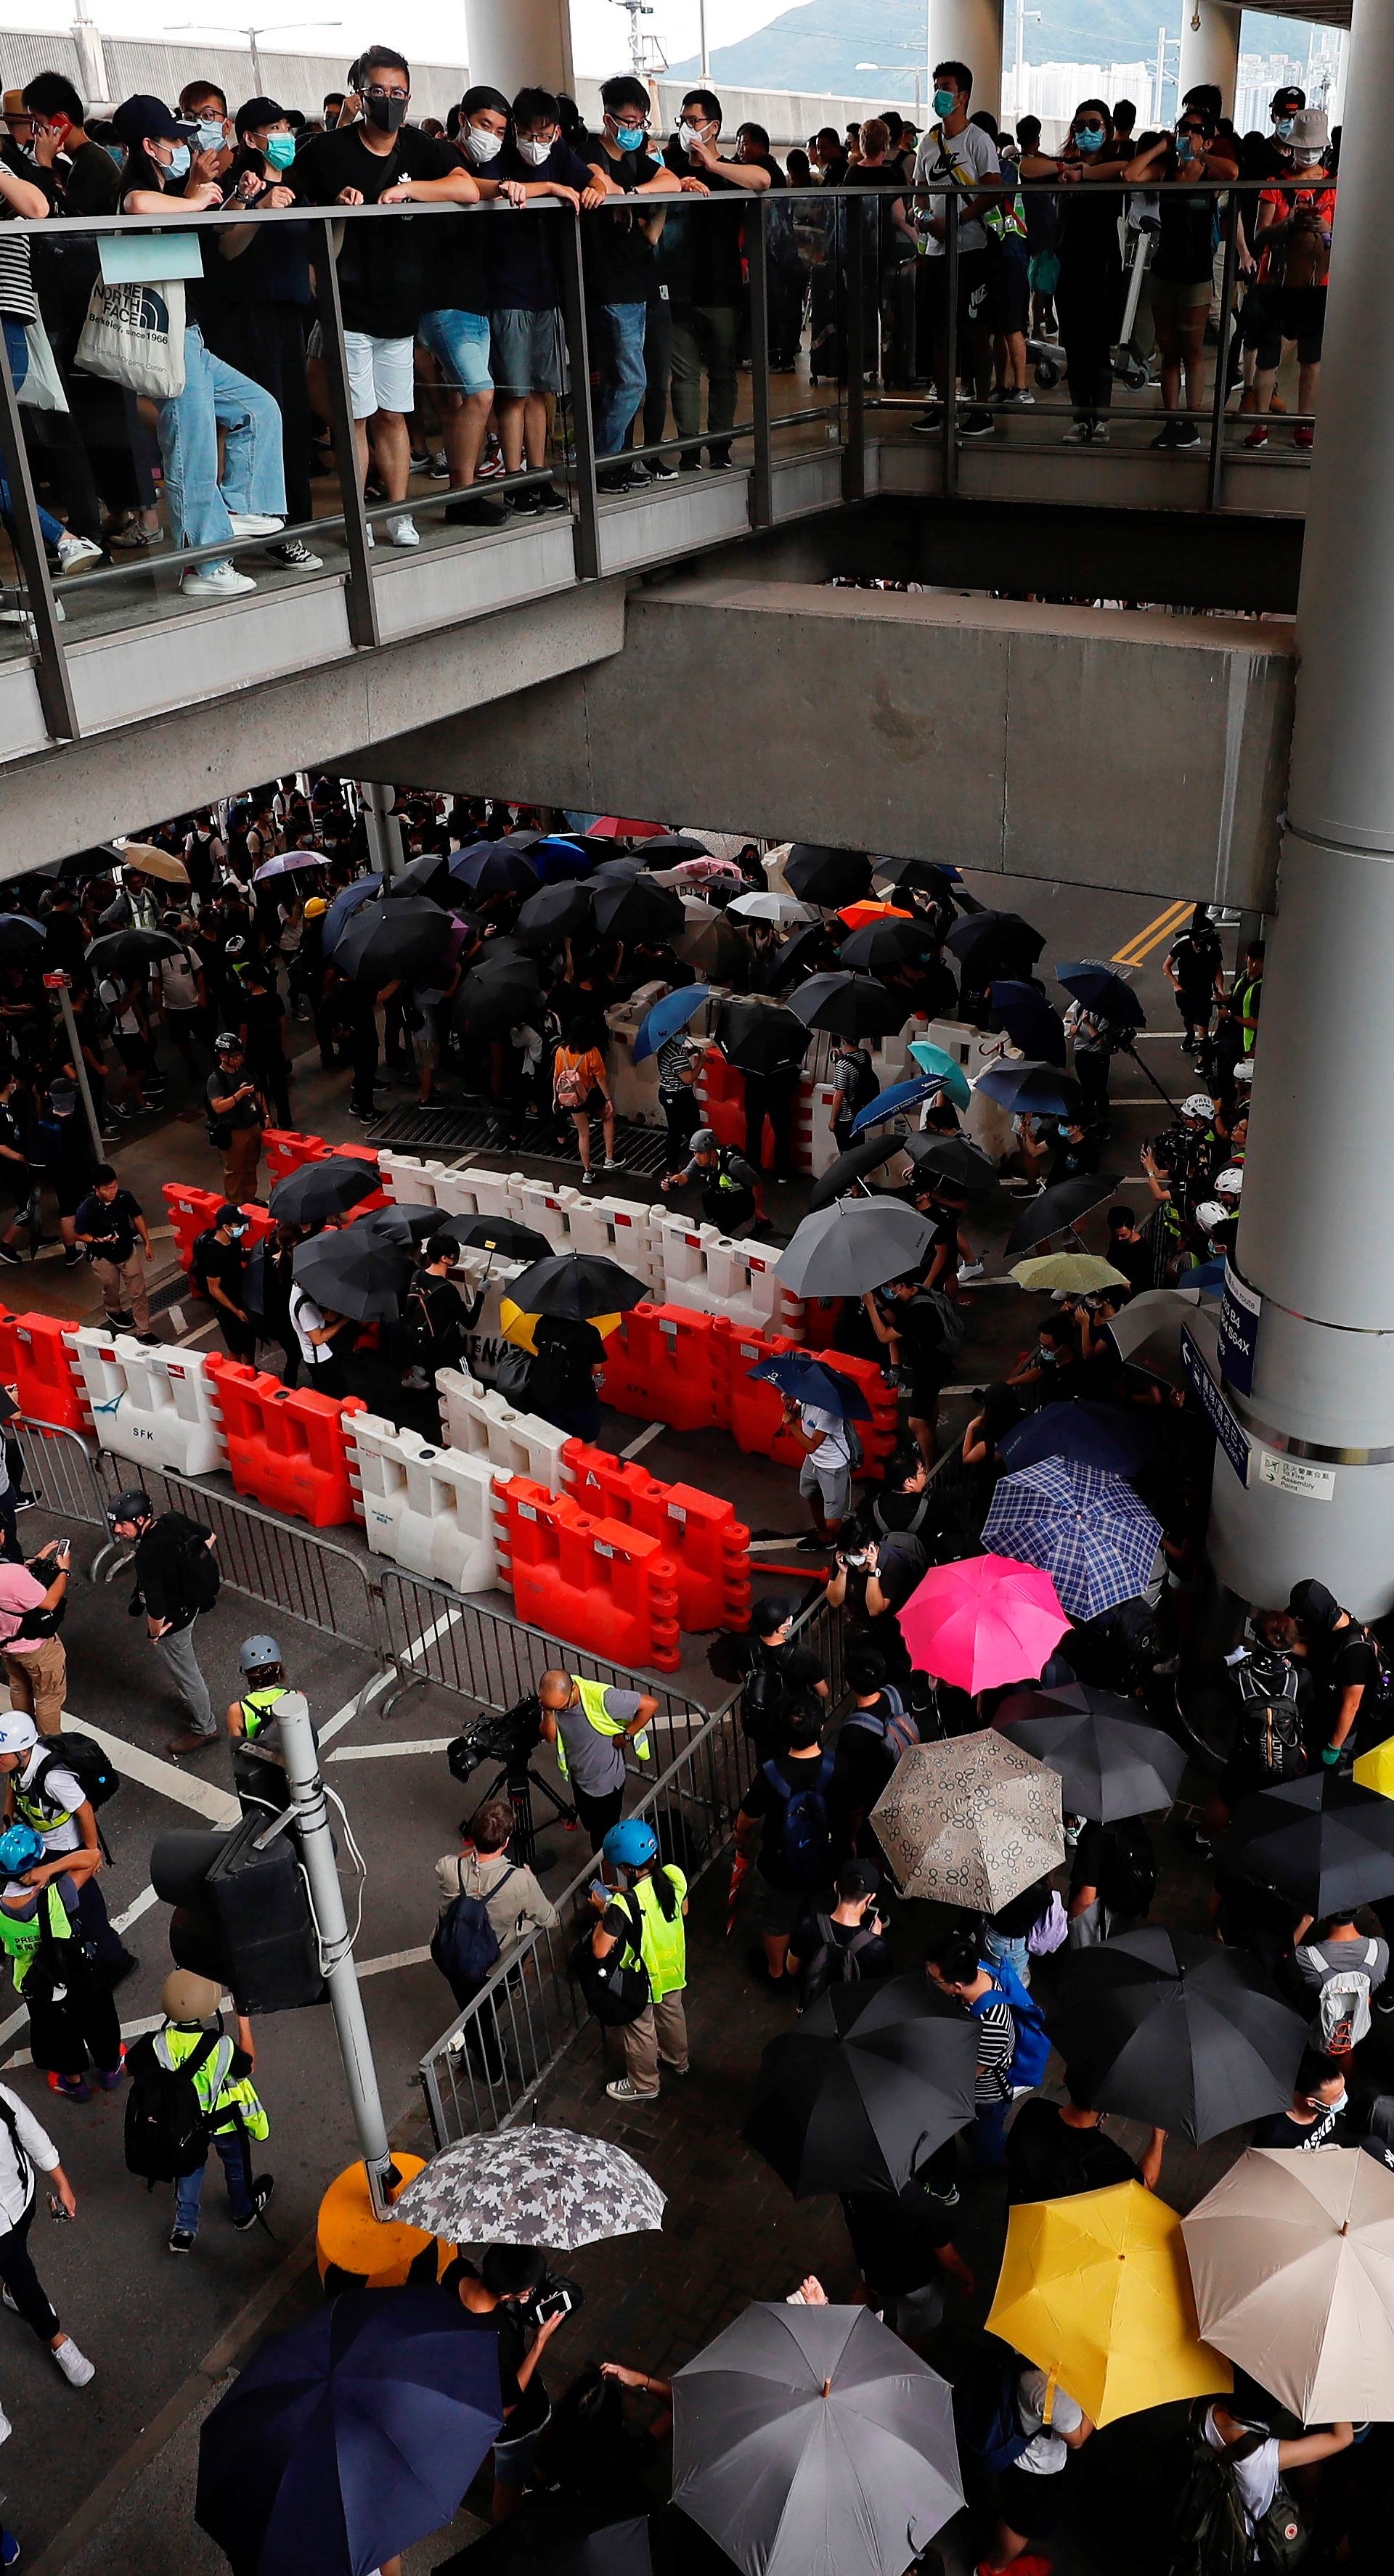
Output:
[447, 1692, 543, 1788]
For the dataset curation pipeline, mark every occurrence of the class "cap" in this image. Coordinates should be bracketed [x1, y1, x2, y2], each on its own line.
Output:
[1289, 107, 1329, 153]
[1214, 1165, 1244, 1198]
[689, 1127, 718, 1152]
[162, 1969, 222, 2023]
[836, 1859, 881, 1900]
[1288, 1577, 1341, 1629]
[239, 1634, 281, 1673]
[216, 1201, 245, 1227]
[0, 1714, 37, 1759]
[213, 1030, 242, 1052]
[112, 94, 191, 147]
[1273, 85, 1305, 112]
[235, 94, 285, 136]
[1182, 1092, 1215, 1120]
[106, 1487, 152, 1528]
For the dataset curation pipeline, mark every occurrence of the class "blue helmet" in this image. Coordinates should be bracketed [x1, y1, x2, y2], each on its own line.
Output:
[603, 1818, 659, 1872]
[0, 1823, 44, 1879]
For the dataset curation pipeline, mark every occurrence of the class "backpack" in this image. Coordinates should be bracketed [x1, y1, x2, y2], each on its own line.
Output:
[152, 1518, 221, 1617]
[953, 2351, 1037, 2479]
[1233, 1648, 1307, 1784]
[1278, 197, 1332, 290]
[1168, 2405, 1308, 2576]
[494, 1344, 532, 1402]
[971, 1957, 1052, 2095]
[553, 1050, 591, 1111]
[841, 1689, 921, 1770]
[1099, 1820, 1157, 1921]
[760, 1751, 836, 1889]
[431, 1861, 513, 1993]
[123, 2028, 219, 2183]
[571, 1893, 651, 2028]
[1311, 1948, 1377, 2053]
[798, 1913, 884, 2012]
[836, 1050, 880, 1126]
[30, 1732, 120, 1815]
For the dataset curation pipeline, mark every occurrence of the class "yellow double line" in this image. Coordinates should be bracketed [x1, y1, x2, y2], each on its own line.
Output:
[1112, 898, 1191, 969]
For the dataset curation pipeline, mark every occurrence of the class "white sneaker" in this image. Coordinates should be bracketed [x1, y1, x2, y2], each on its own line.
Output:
[957, 1260, 985, 1282]
[180, 564, 257, 600]
[0, 600, 65, 626]
[225, 512, 284, 537]
[1061, 420, 1093, 445]
[56, 531, 102, 572]
[384, 514, 420, 549]
[52, 2336, 95, 2387]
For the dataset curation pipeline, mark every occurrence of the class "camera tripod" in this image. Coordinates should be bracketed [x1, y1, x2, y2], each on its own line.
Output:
[466, 1758, 577, 1871]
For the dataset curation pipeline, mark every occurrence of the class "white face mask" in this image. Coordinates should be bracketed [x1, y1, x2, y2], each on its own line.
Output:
[679, 120, 706, 154]
[517, 134, 553, 165]
[464, 122, 502, 164]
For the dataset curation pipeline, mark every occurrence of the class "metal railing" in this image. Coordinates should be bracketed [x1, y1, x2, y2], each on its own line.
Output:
[10, 1414, 113, 1537]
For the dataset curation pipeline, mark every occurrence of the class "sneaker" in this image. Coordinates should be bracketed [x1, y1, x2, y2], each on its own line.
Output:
[649, 457, 677, 478]
[605, 2078, 655, 2102]
[0, 2285, 15, 2311]
[348, 1104, 375, 1122]
[602, 1156, 620, 1170]
[51, 2337, 95, 2387]
[477, 446, 505, 481]
[1091, 421, 1111, 443]
[0, 2518, 17, 2565]
[1061, 420, 1094, 444]
[910, 406, 944, 435]
[996, 385, 1035, 408]
[136, 1332, 162, 1347]
[168, 2225, 195, 2255]
[12, 1495, 34, 1512]
[596, 464, 632, 494]
[1243, 422, 1270, 449]
[924, 2181, 961, 2207]
[1294, 425, 1313, 449]
[226, 511, 283, 537]
[384, 514, 420, 548]
[1151, 418, 1181, 449]
[167, 1731, 220, 1758]
[0, 1247, 20, 1267]
[504, 487, 541, 517]
[794, 1530, 833, 1553]
[408, 448, 429, 472]
[108, 1953, 139, 1989]
[957, 1260, 985, 1283]
[232, 2175, 275, 2231]
[534, 482, 570, 513]
[266, 539, 323, 569]
[62, 1245, 83, 1267]
[1173, 422, 1201, 449]
[97, 2048, 126, 2090]
[958, 406, 995, 439]
[180, 564, 256, 600]
[55, 531, 102, 573]
[428, 449, 450, 479]
[659, 2056, 690, 2075]
[444, 493, 507, 527]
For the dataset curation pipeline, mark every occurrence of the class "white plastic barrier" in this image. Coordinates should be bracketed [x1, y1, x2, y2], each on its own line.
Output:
[435, 1367, 574, 1495]
[657, 1215, 804, 1337]
[513, 1179, 581, 1249]
[566, 1193, 666, 1294]
[66, 1328, 227, 1479]
[604, 991, 664, 1127]
[346, 1413, 498, 1593]
[379, 1150, 451, 1209]
[447, 1251, 526, 1387]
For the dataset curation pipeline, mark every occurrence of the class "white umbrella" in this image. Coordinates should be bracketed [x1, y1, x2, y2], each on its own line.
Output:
[730, 889, 814, 925]
[1183, 2146, 1394, 2422]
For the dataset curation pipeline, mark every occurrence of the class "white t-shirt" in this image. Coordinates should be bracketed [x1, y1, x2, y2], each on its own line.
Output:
[913, 118, 1000, 256]
[1014, 2366, 1085, 2474]
[291, 1291, 332, 1367]
[799, 1405, 852, 1468]
[158, 946, 202, 1012]
[98, 975, 144, 1038]
[1202, 2410, 1280, 2527]
[17, 1749, 84, 1855]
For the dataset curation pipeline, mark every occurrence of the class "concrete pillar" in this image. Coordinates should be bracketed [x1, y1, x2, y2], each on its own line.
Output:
[1176, 0, 1240, 115]
[929, 0, 1003, 121]
[462, 0, 574, 101]
[1209, 0, 1394, 1616]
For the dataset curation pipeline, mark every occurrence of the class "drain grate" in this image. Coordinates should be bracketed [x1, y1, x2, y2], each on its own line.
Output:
[367, 1100, 672, 1179]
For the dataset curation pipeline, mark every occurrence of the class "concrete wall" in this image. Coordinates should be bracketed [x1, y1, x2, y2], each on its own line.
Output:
[354, 573, 1296, 909]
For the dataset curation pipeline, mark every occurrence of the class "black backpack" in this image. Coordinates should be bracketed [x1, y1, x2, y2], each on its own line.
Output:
[123, 2029, 220, 2184]
[571, 1894, 651, 2028]
[30, 1732, 120, 1815]
[1167, 2404, 1308, 2576]
[761, 1752, 836, 1889]
[431, 1863, 512, 1992]
[798, 1915, 884, 2011]
[1099, 1820, 1157, 1920]
[163, 1518, 221, 1617]
[1234, 1650, 1307, 1785]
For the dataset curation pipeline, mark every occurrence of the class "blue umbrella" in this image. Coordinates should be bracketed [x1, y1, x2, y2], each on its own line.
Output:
[852, 1075, 954, 1137]
[634, 983, 712, 1063]
[1056, 960, 1146, 1030]
[1186, 1256, 1227, 1290]
[998, 1401, 1161, 1481]
[975, 1058, 1083, 1121]
[196, 2283, 503, 2576]
[989, 980, 1068, 1067]
[908, 1040, 972, 1111]
[982, 1457, 1162, 1622]
[322, 872, 381, 957]
[531, 835, 596, 884]
[748, 1353, 873, 1420]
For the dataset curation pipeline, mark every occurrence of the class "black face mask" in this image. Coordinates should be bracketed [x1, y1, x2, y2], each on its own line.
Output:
[366, 92, 407, 132]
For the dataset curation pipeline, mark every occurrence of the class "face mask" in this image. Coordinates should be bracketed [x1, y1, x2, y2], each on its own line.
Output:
[464, 122, 502, 163]
[364, 91, 407, 133]
[1276, 116, 1295, 139]
[264, 131, 295, 170]
[105, 143, 124, 165]
[194, 117, 225, 152]
[166, 142, 192, 177]
[518, 135, 552, 166]
[932, 89, 955, 118]
[615, 121, 645, 151]
[679, 121, 706, 153]
[1075, 126, 1104, 152]
[1175, 130, 1195, 160]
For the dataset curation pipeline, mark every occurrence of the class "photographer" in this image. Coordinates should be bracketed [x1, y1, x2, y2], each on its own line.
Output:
[0, 1538, 70, 1738]
[444, 2244, 568, 2522]
[432, 1799, 558, 2080]
[824, 1526, 927, 1694]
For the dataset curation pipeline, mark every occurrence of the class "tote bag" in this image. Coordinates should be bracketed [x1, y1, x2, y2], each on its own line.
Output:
[76, 279, 186, 400]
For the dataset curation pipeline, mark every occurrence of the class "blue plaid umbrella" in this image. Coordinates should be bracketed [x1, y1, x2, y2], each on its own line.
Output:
[982, 1458, 1162, 1622]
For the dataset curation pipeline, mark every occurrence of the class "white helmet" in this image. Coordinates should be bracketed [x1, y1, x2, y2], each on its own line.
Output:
[1182, 1092, 1215, 1121]
[1214, 1165, 1244, 1198]
[1234, 1058, 1255, 1084]
[1195, 1201, 1231, 1232]
[0, 1713, 38, 1759]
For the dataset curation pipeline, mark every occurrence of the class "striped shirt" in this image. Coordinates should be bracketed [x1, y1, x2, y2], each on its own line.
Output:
[973, 1997, 1015, 2103]
[0, 219, 38, 324]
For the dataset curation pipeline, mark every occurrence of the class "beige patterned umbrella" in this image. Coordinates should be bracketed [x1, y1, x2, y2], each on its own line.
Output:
[871, 1727, 1066, 1910]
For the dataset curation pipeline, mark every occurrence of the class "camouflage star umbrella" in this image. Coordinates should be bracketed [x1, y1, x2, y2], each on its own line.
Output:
[871, 1728, 1066, 1910]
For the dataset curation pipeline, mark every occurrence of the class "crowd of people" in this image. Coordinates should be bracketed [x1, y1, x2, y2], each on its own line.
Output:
[0, 48, 1337, 610]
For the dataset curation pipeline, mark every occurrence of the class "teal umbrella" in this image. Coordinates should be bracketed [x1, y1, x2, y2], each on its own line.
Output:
[908, 1039, 972, 1110]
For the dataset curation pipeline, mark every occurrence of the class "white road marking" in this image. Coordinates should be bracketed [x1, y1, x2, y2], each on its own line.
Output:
[621, 1420, 665, 1460]
[73, 1719, 240, 1826]
[175, 1318, 219, 1347]
[329, 1737, 456, 1762]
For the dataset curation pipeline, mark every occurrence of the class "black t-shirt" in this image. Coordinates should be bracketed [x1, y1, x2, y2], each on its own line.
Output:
[526, 1317, 606, 1413]
[293, 123, 457, 335]
[240, 984, 288, 1064]
[419, 152, 490, 318]
[1251, 2101, 1353, 2151]
[659, 141, 751, 303]
[207, 1068, 261, 1130]
[1152, 188, 1215, 284]
[76, 1186, 142, 1263]
[1006, 2101, 1138, 2205]
[841, 2171, 953, 2297]
[196, 1233, 245, 1309]
[1169, 927, 1223, 998]
[831, 1701, 905, 1823]
[884, 1291, 953, 1391]
[1240, 136, 1296, 184]
[440, 2264, 548, 2434]
[582, 136, 665, 299]
[741, 1748, 832, 1888]
[200, 152, 313, 308]
[791, 1904, 893, 1979]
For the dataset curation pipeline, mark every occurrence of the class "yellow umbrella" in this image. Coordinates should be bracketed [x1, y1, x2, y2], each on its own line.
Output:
[1354, 1736, 1394, 1799]
[499, 1299, 624, 1357]
[1011, 1254, 1130, 1293]
[987, 2180, 1231, 2428]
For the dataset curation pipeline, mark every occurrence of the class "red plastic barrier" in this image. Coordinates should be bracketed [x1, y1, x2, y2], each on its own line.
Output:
[598, 1302, 727, 1432]
[698, 1051, 749, 1153]
[497, 1476, 680, 1671]
[563, 1442, 751, 1633]
[0, 1304, 21, 1386]
[262, 1129, 329, 1183]
[203, 1354, 364, 1527]
[721, 1324, 897, 1476]
[163, 1185, 274, 1276]
[12, 1314, 89, 1432]
[331, 1144, 388, 1213]
[798, 1296, 846, 1352]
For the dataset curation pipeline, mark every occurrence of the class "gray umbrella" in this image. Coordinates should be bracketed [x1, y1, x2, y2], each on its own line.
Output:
[672, 2300, 963, 2576]
[775, 1198, 933, 1297]
[390, 2126, 665, 2251]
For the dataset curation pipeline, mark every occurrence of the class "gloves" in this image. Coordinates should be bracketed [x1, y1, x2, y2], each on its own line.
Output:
[1321, 1744, 1343, 1767]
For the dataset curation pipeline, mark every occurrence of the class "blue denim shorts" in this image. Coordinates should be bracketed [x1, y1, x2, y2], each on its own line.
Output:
[490, 306, 564, 397]
[419, 306, 494, 398]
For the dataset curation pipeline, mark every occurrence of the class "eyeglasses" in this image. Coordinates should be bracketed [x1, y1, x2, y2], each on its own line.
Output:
[363, 83, 409, 101]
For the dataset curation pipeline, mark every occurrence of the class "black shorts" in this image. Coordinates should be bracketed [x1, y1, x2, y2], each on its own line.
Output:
[991, 2463, 1068, 2540]
[113, 1031, 152, 1076]
[990, 248, 1029, 337]
[1245, 279, 1326, 368]
[916, 244, 996, 343]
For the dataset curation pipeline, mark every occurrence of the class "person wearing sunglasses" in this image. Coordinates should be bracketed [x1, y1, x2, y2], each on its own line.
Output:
[1019, 100, 1130, 446]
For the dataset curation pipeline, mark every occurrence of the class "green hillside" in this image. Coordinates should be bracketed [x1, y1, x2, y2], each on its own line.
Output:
[670, 2, 1316, 91]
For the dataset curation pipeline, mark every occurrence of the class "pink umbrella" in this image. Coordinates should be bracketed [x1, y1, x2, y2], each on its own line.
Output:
[897, 1554, 1069, 1694]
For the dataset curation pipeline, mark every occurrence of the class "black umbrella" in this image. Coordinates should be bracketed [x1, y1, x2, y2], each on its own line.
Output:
[767, 920, 839, 989]
[455, 953, 545, 1035]
[807, 1134, 907, 1211]
[1225, 1772, 1394, 1914]
[509, 1251, 648, 1321]
[360, 1202, 453, 1246]
[435, 2504, 652, 2576]
[453, 1214, 552, 1264]
[28, 845, 120, 885]
[789, 970, 909, 1042]
[632, 833, 710, 863]
[998, 1402, 1161, 1479]
[902, 1131, 1000, 1200]
[945, 908, 1046, 973]
[291, 1226, 411, 1323]
[1056, 960, 1147, 1030]
[838, 917, 936, 973]
[516, 880, 594, 947]
[988, 979, 1068, 1067]
[1048, 1928, 1308, 2143]
[1003, 1172, 1120, 1255]
[783, 846, 873, 908]
[383, 851, 452, 903]
[994, 1696, 1188, 1821]
[974, 1058, 1083, 1121]
[336, 896, 450, 987]
[0, 913, 44, 960]
[268, 1157, 381, 1227]
[85, 926, 182, 978]
[449, 845, 539, 899]
[743, 1974, 976, 2196]
[872, 855, 958, 900]
[714, 998, 809, 1076]
[592, 875, 685, 943]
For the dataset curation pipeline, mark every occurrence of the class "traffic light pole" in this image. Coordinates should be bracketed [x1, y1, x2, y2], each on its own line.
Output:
[274, 1691, 398, 2221]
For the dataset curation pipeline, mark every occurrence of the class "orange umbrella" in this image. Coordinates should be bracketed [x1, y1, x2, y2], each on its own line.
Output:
[837, 900, 914, 931]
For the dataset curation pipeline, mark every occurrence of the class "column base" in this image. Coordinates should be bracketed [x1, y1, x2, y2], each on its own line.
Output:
[316, 2154, 451, 2291]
